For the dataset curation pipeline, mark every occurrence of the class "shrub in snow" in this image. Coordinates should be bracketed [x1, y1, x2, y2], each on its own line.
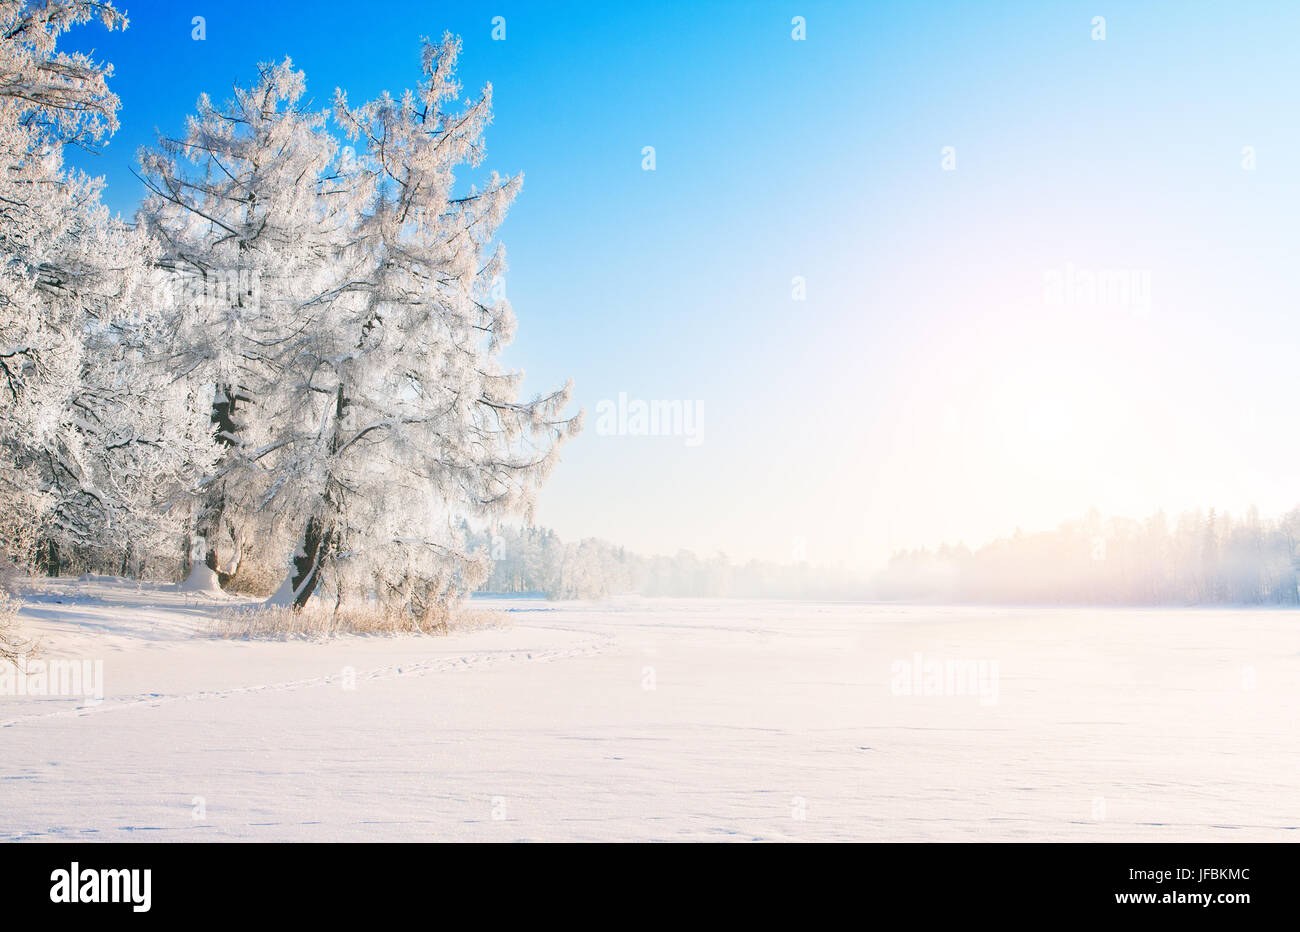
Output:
[0, 587, 30, 667]
[209, 601, 504, 640]
[1, 558, 40, 669]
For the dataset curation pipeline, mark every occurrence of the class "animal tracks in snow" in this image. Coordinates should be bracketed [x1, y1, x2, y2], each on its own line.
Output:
[0, 627, 612, 730]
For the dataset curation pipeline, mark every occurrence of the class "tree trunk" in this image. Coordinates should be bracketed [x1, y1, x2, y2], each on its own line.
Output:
[288, 516, 332, 610]
[196, 491, 223, 574]
[192, 382, 250, 588]
[38, 538, 59, 577]
[215, 517, 243, 588]
[286, 383, 346, 611]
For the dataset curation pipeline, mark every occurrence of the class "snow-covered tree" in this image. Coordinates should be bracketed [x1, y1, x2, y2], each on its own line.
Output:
[3, 20, 579, 606]
[49, 308, 218, 572]
[257, 34, 580, 613]
[137, 57, 365, 587]
[0, 1, 200, 572]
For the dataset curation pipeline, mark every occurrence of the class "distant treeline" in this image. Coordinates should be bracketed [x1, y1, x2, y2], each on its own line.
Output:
[469, 506, 1300, 605]
[462, 524, 866, 600]
[874, 507, 1300, 605]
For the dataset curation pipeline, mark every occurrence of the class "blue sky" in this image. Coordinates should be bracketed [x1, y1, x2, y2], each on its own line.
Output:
[65, 1, 1300, 567]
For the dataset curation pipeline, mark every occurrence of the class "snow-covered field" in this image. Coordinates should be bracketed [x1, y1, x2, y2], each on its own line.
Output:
[1, 578, 1297, 842]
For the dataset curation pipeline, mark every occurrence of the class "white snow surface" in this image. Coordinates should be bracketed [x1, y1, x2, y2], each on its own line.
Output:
[1, 577, 1297, 842]
[177, 563, 223, 594]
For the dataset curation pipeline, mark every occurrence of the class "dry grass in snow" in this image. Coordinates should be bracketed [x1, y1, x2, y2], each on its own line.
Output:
[208, 600, 508, 640]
